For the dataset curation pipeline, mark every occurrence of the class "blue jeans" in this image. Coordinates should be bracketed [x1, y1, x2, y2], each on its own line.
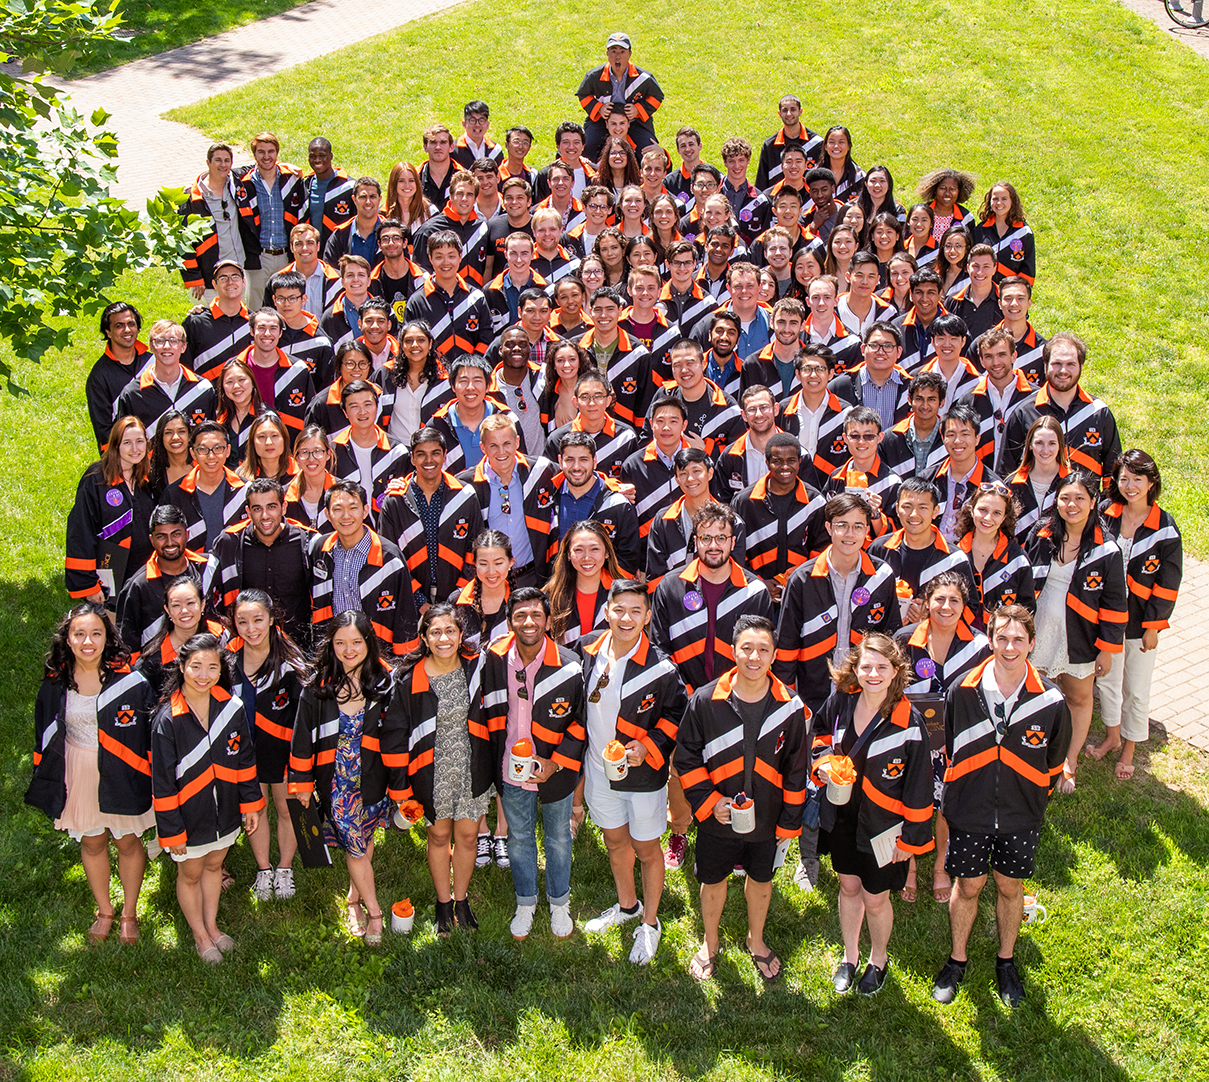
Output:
[498, 784, 573, 907]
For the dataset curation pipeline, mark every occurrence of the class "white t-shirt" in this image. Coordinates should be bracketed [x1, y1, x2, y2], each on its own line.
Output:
[351, 440, 376, 497]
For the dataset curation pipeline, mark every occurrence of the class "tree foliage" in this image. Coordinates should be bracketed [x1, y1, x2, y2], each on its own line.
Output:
[0, 0, 200, 393]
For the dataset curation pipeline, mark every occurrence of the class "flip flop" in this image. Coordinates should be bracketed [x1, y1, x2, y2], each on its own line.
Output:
[742, 942, 782, 983]
[1115, 761, 1136, 781]
[689, 949, 717, 981]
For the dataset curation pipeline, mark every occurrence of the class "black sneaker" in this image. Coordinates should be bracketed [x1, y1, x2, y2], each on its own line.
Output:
[832, 961, 858, 993]
[857, 960, 889, 996]
[932, 959, 967, 1004]
[996, 957, 1025, 1007]
[474, 833, 492, 868]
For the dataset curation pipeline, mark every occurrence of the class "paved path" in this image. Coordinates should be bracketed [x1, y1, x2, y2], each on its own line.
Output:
[38, 0, 1209, 754]
[1117, 0, 1209, 59]
[48, 0, 464, 206]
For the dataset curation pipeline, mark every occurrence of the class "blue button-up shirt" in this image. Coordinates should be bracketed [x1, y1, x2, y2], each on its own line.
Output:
[485, 462, 534, 566]
[331, 528, 372, 616]
[706, 351, 737, 391]
[736, 308, 772, 359]
[559, 476, 602, 536]
[448, 404, 484, 468]
[411, 478, 447, 603]
[253, 169, 286, 249]
[860, 366, 903, 432]
[348, 220, 380, 266]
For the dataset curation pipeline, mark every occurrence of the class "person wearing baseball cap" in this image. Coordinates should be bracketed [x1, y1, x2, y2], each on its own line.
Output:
[575, 32, 664, 161]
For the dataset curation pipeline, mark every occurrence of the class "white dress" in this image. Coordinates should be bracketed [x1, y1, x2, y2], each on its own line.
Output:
[1031, 559, 1096, 679]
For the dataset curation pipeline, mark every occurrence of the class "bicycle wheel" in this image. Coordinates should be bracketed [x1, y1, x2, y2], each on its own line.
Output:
[1166, 0, 1209, 29]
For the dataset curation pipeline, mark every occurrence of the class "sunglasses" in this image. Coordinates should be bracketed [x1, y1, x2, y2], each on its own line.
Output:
[588, 671, 610, 703]
[993, 701, 1008, 738]
[499, 485, 512, 515]
[515, 669, 528, 700]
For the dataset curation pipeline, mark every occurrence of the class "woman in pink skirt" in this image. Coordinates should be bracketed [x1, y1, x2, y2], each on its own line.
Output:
[25, 603, 158, 943]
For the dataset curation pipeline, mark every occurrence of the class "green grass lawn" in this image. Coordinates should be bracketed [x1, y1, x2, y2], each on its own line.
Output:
[71, 0, 313, 75]
[4, 0, 1209, 1078]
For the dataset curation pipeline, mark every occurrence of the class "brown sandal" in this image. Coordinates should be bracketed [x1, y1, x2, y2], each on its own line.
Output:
[88, 908, 116, 943]
[119, 914, 140, 944]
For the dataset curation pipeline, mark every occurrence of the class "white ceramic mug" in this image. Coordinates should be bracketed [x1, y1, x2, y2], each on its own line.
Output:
[826, 777, 854, 806]
[509, 749, 536, 783]
[391, 902, 415, 934]
[1023, 895, 1048, 924]
[730, 801, 756, 834]
[603, 747, 629, 781]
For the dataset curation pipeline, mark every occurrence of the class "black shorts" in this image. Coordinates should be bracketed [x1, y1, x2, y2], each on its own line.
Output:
[820, 816, 910, 896]
[694, 829, 777, 884]
[946, 827, 1041, 880]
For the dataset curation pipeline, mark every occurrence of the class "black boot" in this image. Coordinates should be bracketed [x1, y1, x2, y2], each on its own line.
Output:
[435, 899, 455, 937]
[453, 897, 478, 931]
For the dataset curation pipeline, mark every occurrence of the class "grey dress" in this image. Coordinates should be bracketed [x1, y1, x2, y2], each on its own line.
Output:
[429, 667, 489, 822]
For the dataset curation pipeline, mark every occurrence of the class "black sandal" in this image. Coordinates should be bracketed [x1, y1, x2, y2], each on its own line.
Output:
[453, 897, 478, 931]
[435, 899, 455, 937]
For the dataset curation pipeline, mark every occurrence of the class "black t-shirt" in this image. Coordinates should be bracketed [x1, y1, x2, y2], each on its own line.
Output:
[899, 544, 933, 595]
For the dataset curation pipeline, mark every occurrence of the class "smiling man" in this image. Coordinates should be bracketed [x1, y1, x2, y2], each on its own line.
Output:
[303, 137, 353, 251]
[577, 31, 664, 159]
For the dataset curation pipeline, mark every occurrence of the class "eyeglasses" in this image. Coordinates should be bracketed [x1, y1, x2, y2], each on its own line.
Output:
[215, 274, 244, 284]
[830, 522, 867, 534]
[588, 671, 610, 703]
[342, 360, 372, 373]
[695, 533, 732, 546]
[274, 293, 304, 303]
[150, 337, 185, 348]
[296, 448, 327, 460]
[845, 433, 879, 443]
[586, 202, 611, 211]
[799, 364, 829, 376]
[993, 701, 1008, 738]
[515, 669, 528, 700]
[865, 342, 897, 353]
[193, 444, 229, 457]
[670, 259, 696, 269]
[691, 181, 716, 191]
[498, 486, 512, 515]
[576, 393, 608, 404]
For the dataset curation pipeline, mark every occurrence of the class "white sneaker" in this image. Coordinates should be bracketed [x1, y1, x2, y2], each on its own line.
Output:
[585, 901, 643, 934]
[273, 866, 295, 899]
[510, 904, 536, 939]
[550, 903, 574, 938]
[252, 868, 274, 901]
[629, 919, 662, 964]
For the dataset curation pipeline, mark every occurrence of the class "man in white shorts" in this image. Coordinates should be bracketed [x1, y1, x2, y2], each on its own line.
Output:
[577, 579, 687, 963]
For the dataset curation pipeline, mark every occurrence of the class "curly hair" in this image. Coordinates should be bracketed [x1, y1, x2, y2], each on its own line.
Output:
[44, 602, 130, 686]
[544, 521, 626, 642]
[399, 602, 477, 673]
[392, 321, 444, 389]
[917, 168, 977, 206]
[598, 136, 641, 191]
[920, 569, 972, 610]
[954, 483, 1021, 542]
[828, 632, 911, 718]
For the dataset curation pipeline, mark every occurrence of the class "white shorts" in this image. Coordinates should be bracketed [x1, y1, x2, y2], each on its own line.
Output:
[584, 765, 668, 842]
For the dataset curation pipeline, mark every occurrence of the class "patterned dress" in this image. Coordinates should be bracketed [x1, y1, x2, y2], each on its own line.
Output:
[430, 667, 489, 822]
[323, 705, 394, 857]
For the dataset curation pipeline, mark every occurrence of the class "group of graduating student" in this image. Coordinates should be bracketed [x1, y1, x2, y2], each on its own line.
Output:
[38, 32, 1185, 1002]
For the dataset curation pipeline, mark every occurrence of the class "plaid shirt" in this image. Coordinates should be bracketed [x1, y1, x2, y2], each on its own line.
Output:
[331, 528, 372, 615]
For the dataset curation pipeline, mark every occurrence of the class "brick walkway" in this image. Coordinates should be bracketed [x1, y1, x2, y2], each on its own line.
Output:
[48, 0, 464, 207]
[43, 0, 1209, 755]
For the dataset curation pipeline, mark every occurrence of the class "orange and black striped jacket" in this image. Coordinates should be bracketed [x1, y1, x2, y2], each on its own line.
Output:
[151, 686, 263, 849]
[65, 464, 156, 601]
[402, 273, 493, 358]
[733, 475, 826, 584]
[644, 496, 749, 587]
[648, 376, 744, 458]
[183, 297, 252, 382]
[26, 666, 156, 820]
[543, 415, 640, 481]
[577, 326, 654, 432]
[955, 530, 1035, 629]
[650, 558, 774, 694]
[577, 62, 663, 144]
[232, 163, 307, 267]
[869, 525, 972, 599]
[381, 651, 484, 818]
[288, 672, 395, 813]
[879, 414, 949, 480]
[115, 549, 220, 655]
[895, 619, 990, 697]
[774, 547, 901, 709]
[1002, 384, 1121, 479]
[378, 471, 484, 607]
[1006, 463, 1068, 543]
[1101, 501, 1183, 637]
[459, 454, 561, 579]
[179, 172, 243, 289]
[675, 668, 809, 840]
[308, 528, 419, 656]
[778, 389, 853, 489]
[226, 641, 306, 783]
[470, 633, 587, 804]
[892, 305, 946, 375]
[331, 425, 411, 515]
[114, 361, 217, 439]
[159, 464, 247, 554]
[755, 126, 823, 190]
[578, 630, 687, 791]
[958, 372, 1036, 474]
[235, 345, 315, 434]
[972, 217, 1036, 285]
[657, 280, 718, 340]
[1025, 522, 1128, 662]
[811, 691, 934, 854]
[942, 659, 1071, 833]
[303, 167, 355, 248]
[620, 436, 691, 539]
[411, 203, 492, 286]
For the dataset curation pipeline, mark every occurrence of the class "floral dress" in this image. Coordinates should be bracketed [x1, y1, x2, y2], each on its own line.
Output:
[323, 705, 393, 857]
